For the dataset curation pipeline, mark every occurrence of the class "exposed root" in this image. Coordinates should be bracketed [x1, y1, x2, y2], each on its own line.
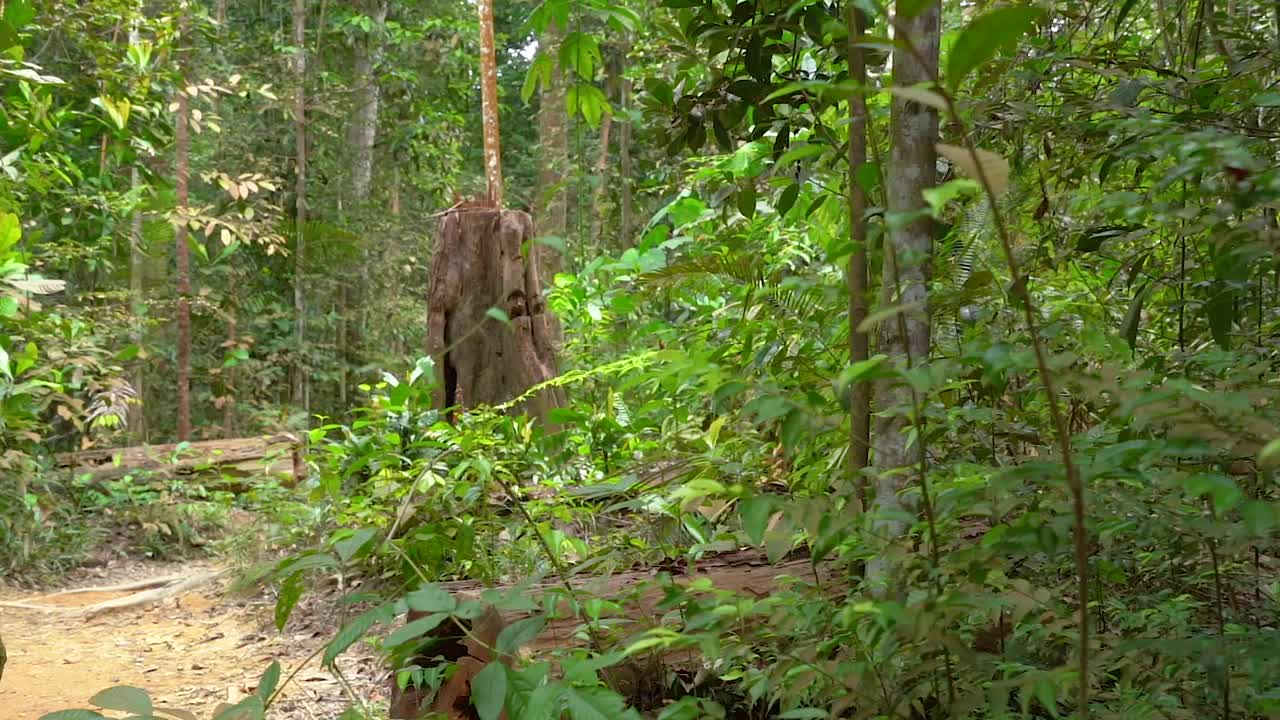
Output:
[79, 570, 226, 619]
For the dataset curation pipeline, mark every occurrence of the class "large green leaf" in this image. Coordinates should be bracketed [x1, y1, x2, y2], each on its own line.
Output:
[382, 612, 449, 648]
[38, 712, 107, 720]
[89, 687, 152, 717]
[496, 615, 547, 655]
[324, 603, 394, 667]
[471, 662, 507, 720]
[947, 6, 1043, 89]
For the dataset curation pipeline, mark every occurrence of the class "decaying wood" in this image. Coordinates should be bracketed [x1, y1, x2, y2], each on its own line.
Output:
[442, 549, 829, 654]
[389, 550, 825, 718]
[28, 574, 189, 601]
[55, 434, 301, 484]
[79, 569, 226, 619]
[426, 208, 564, 423]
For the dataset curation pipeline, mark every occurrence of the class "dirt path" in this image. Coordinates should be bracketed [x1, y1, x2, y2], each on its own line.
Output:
[0, 562, 381, 720]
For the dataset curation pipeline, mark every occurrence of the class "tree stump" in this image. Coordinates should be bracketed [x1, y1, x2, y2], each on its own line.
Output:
[426, 207, 563, 422]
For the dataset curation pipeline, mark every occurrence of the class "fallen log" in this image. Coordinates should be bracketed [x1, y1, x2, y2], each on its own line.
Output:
[79, 569, 227, 619]
[55, 434, 301, 485]
[389, 549, 832, 718]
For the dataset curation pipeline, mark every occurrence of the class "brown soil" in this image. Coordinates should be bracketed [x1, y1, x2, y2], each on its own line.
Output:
[0, 561, 381, 720]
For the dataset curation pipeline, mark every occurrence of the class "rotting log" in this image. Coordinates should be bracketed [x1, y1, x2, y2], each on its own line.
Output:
[426, 207, 564, 423]
[55, 434, 302, 485]
[389, 549, 830, 718]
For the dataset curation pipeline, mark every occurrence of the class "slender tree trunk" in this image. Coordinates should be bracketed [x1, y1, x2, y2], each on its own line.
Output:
[477, 0, 502, 205]
[128, 20, 147, 444]
[867, 1, 940, 586]
[175, 12, 193, 442]
[348, 0, 386, 202]
[344, 0, 386, 411]
[535, 20, 568, 278]
[129, 164, 147, 442]
[292, 0, 309, 418]
[846, 5, 871, 492]
[618, 66, 633, 247]
[587, 79, 614, 247]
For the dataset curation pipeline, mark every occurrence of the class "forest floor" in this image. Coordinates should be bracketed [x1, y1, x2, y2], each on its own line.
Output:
[0, 559, 383, 720]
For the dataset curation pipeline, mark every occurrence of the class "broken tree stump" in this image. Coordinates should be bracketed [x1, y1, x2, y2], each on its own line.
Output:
[426, 207, 564, 423]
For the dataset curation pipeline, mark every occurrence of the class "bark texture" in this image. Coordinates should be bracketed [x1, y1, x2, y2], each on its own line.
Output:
[348, 0, 386, 202]
[292, 0, 309, 416]
[426, 209, 563, 424]
[846, 5, 871, 487]
[868, 1, 940, 585]
[535, 21, 568, 279]
[175, 15, 192, 443]
[618, 67, 633, 246]
[477, 0, 503, 205]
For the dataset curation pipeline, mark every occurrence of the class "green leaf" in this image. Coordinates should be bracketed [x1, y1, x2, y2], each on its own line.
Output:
[777, 143, 825, 168]
[256, 661, 281, 702]
[38, 712, 107, 720]
[487, 307, 512, 326]
[1259, 437, 1280, 469]
[212, 696, 265, 720]
[522, 53, 554, 103]
[496, 615, 547, 655]
[275, 572, 304, 630]
[1183, 473, 1243, 513]
[1113, 0, 1140, 31]
[324, 603, 393, 667]
[559, 32, 601, 79]
[745, 33, 770, 83]
[739, 495, 773, 545]
[563, 685, 630, 720]
[946, 6, 1044, 89]
[472, 662, 507, 720]
[4, 0, 34, 30]
[737, 185, 757, 219]
[0, 212, 20, 253]
[896, 0, 933, 19]
[1120, 282, 1149, 350]
[333, 528, 377, 562]
[89, 687, 153, 716]
[383, 612, 449, 648]
[888, 85, 948, 112]
[1206, 286, 1234, 349]
[406, 583, 457, 614]
[777, 183, 800, 217]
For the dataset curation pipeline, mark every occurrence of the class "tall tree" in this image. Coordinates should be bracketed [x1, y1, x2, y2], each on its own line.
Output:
[349, 0, 386, 202]
[291, 0, 308, 417]
[846, 5, 871, 488]
[477, 0, 502, 205]
[535, 20, 568, 277]
[867, 1, 940, 584]
[342, 0, 387, 408]
[128, 20, 147, 443]
[174, 6, 193, 442]
[587, 55, 616, 247]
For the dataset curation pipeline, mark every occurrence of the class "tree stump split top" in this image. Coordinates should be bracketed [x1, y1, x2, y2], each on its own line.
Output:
[426, 207, 563, 423]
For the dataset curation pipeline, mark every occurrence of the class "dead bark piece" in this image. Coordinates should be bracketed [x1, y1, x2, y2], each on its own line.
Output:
[30, 574, 190, 601]
[78, 569, 225, 619]
[427, 208, 564, 423]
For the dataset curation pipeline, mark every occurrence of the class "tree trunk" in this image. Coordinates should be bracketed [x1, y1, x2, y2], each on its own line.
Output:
[0, 631, 6, 684]
[587, 88, 614, 248]
[618, 67, 633, 248]
[846, 5, 871, 492]
[292, 0, 309, 419]
[175, 12, 193, 443]
[344, 0, 386, 412]
[348, 0, 386, 202]
[426, 209, 563, 424]
[477, 0, 502, 205]
[535, 20, 568, 279]
[867, 1, 939, 586]
[129, 19, 147, 444]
